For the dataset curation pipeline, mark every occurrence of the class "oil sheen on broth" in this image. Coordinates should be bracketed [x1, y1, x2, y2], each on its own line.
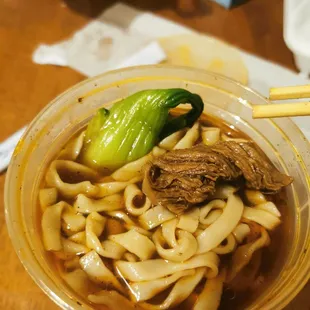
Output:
[39, 110, 291, 310]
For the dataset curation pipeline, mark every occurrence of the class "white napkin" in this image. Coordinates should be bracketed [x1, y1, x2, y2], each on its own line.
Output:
[32, 20, 166, 77]
[0, 127, 27, 173]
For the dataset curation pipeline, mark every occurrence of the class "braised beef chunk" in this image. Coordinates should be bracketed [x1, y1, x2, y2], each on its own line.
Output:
[144, 141, 293, 214]
[210, 142, 293, 192]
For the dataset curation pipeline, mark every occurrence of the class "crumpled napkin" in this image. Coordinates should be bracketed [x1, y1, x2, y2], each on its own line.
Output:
[32, 4, 166, 76]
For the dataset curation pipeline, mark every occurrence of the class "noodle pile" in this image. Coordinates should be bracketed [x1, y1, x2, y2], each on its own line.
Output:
[40, 123, 281, 310]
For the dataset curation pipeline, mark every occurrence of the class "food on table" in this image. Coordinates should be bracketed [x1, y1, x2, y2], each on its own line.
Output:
[40, 89, 291, 309]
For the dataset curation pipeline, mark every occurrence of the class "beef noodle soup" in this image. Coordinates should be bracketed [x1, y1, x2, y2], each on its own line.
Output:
[39, 89, 292, 310]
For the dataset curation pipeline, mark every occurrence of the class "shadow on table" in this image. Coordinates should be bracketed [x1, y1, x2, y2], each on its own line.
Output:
[63, 0, 213, 18]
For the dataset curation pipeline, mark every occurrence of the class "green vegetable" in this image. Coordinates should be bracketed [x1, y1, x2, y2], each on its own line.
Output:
[81, 88, 204, 170]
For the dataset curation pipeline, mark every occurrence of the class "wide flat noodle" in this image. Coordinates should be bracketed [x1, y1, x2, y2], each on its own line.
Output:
[106, 240, 127, 258]
[62, 238, 89, 255]
[201, 127, 220, 146]
[80, 250, 125, 293]
[173, 122, 200, 150]
[162, 218, 178, 248]
[177, 208, 200, 233]
[199, 210, 222, 227]
[221, 133, 248, 143]
[62, 268, 97, 297]
[86, 212, 125, 259]
[62, 205, 86, 234]
[123, 252, 139, 262]
[110, 230, 156, 260]
[130, 226, 153, 237]
[197, 195, 244, 254]
[107, 211, 135, 226]
[159, 129, 186, 150]
[232, 223, 251, 243]
[153, 219, 197, 262]
[210, 184, 238, 200]
[74, 193, 123, 214]
[42, 201, 66, 251]
[69, 231, 86, 245]
[139, 205, 176, 230]
[242, 207, 281, 230]
[212, 234, 236, 255]
[111, 147, 166, 182]
[129, 270, 195, 302]
[255, 201, 281, 217]
[45, 160, 98, 198]
[125, 184, 152, 216]
[39, 188, 58, 212]
[86, 212, 105, 250]
[245, 190, 267, 205]
[96, 176, 142, 198]
[107, 211, 152, 236]
[115, 252, 219, 282]
[88, 290, 143, 310]
[111, 152, 153, 182]
[58, 131, 85, 160]
[141, 267, 206, 310]
[199, 200, 226, 225]
[152, 146, 167, 157]
[227, 227, 270, 282]
[193, 269, 226, 310]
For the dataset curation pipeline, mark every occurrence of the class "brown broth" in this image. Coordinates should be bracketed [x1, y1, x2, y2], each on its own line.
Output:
[42, 111, 290, 310]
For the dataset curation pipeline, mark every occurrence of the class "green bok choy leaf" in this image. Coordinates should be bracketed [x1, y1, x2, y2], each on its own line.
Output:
[81, 88, 204, 170]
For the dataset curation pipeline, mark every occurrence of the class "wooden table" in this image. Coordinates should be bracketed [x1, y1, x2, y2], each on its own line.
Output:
[0, 0, 308, 309]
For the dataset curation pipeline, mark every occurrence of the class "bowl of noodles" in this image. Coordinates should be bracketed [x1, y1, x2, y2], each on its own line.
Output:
[5, 65, 310, 310]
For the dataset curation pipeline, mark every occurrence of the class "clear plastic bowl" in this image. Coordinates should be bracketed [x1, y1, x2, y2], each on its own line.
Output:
[4, 66, 310, 310]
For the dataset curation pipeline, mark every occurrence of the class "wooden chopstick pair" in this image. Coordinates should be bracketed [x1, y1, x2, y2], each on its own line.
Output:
[252, 85, 310, 118]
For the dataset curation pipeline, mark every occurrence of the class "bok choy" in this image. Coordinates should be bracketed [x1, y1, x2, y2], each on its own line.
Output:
[81, 88, 204, 169]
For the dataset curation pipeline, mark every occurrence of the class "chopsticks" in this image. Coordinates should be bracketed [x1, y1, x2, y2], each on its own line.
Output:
[253, 102, 310, 118]
[269, 84, 310, 100]
[252, 85, 310, 118]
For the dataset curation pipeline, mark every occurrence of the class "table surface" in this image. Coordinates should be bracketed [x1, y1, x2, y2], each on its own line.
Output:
[0, 0, 309, 309]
